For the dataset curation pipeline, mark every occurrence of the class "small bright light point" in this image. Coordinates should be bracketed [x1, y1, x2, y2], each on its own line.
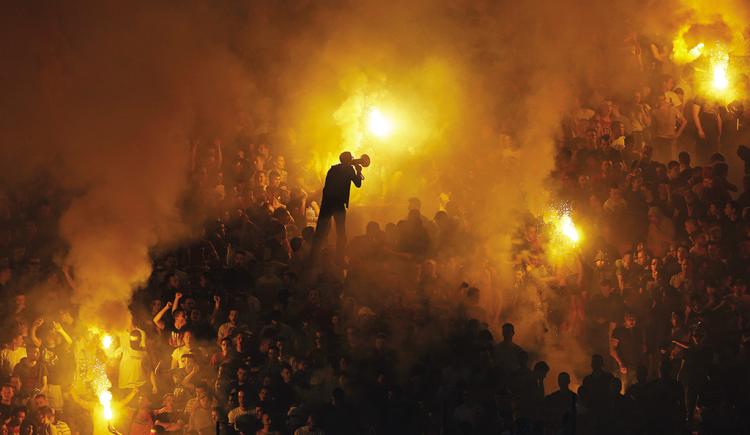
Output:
[367, 107, 394, 139]
[560, 215, 580, 244]
[101, 334, 113, 350]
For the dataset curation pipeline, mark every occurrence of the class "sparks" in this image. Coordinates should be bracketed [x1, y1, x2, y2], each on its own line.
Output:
[87, 330, 116, 423]
[542, 207, 583, 262]
[367, 107, 394, 139]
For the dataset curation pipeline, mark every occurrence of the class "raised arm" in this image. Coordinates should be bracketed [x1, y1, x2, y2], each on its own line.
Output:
[172, 292, 182, 314]
[153, 302, 173, 330]
[30, 318, 44, 348]
[210, 295, 223, 327]
[52, 322, 73, 346]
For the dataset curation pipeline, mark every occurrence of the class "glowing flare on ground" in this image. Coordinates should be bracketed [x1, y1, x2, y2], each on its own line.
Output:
[367, 107, 394, 138]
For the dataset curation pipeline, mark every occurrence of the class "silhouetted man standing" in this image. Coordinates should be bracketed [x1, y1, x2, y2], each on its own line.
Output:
[314, 151, 363, 259]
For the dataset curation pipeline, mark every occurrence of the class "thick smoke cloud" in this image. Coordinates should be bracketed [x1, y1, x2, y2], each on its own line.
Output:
[0, 2, 250, 328]
[1, 0, 748, 361]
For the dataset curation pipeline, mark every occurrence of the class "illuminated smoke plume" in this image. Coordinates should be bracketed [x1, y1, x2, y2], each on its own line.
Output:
[1, 0, 749, 375]
[0, 2, 249, 328]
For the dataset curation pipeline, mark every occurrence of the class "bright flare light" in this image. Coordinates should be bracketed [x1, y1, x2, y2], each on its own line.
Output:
[101, 334, 113, 350]
[367, 107, 394, 139]
[542, 208, 583, 265]
[559, 214, 580, 244]
[98, 390, 113, 421]
[710, 49, 730, 92]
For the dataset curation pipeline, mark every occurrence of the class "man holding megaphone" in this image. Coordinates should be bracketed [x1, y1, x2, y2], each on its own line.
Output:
[313, 151, 370, 259]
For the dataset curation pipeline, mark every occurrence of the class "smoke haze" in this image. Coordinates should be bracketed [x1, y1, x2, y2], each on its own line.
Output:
[1, 0, 748, 361]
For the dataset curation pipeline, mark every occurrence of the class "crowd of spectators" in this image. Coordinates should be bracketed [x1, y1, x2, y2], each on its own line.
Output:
[2, 38, 750, 435]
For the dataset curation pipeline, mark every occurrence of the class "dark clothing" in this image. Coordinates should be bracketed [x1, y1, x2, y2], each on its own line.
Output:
[543, 389, 576, 431]
[612, 325, 645, 368]
[320, 163, 361, 210]
[579, 369, 617, 419]
[315, 206, 348, 257]
[644, 378, 686, 434]
[314, 163, 362, 256]
[42, 344, 74, 386]
[0, 403, 12, 423]
[13, 359, 47, 396]
[586, 292, 624, 355]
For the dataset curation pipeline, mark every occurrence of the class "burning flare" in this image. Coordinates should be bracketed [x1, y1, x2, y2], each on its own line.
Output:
[86, 327, 116, 422]
[710, 48, 730, 92]
[91, 359, 114, 421]
[544, 208, 582, 248]
[99, 390, 113, 421]
[367, 107, 394, 138]
[559, 214, 580, 244]
[541, 207, 583, 265]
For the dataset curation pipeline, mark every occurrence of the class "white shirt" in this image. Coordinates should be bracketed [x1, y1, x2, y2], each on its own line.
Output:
[0, 347, 26, 377]
[118, 346, 147, 389]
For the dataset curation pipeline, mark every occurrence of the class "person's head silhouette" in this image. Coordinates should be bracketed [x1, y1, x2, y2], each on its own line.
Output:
[502, 323, 515, 342]
[339, 152, 353, 165]
[591, 354, 604, 371]
[558, 372, 571, 391]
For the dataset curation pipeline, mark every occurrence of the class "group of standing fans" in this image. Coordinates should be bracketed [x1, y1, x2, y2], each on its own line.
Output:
[2, 47, 750, 435]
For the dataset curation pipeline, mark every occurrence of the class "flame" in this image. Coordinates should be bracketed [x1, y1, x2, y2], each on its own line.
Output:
[559, 214, 580, 244]
[86, 327, 116, 422]
[101, 334, 113, 350]
[710, 49, 729, 92]
[98, 390, 113, 421]
[90, 358, 114, 421]
[547, 208, 581, 246]
[541, 207, 583, 265]
[367, 107, 394, 138]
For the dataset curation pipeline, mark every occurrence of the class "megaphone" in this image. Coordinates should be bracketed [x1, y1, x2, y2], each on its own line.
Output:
[351, 154, 371, 168]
